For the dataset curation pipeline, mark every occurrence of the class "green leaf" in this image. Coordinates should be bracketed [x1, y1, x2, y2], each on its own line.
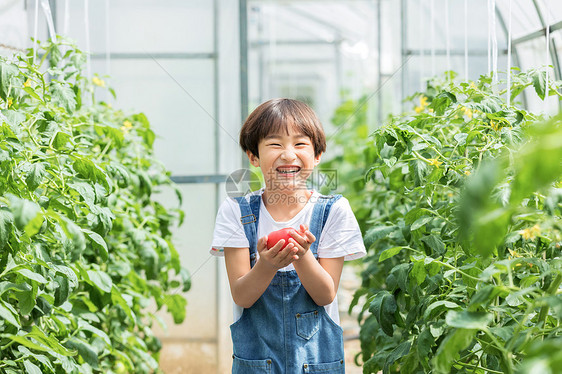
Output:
[424, 300, 459, 320]
[445, 310, 493, 330]
[0, 207, 14, 250]
[72, 156, 109, 189]
[16, 268, 48, 284]
[418, 328, 435, 358]
[23, 360, 42, 374]
[27, 326, 76, 356]
[8, 195, 40, 230]
[164, 294, 187, 324]
[111, 286, 134, 322]
[410, 260, 426, 285]
[26, 163, 46, 191]
[24, 212, 44, 237]
[52, 131, 71, 150]
[379, 246, 406, 262]
[364, 226, 396, 248]
[411, 216, 432, 230]
[421, 235, 445, 254]
[432, 329, 476, 374]
[83, 230, 108, 261]
[454, 133, 468, 146]
[50, 82, 76, 112]
[86, 270, 113, 293]
[411, 159, 429, 186]
[531, 69, 546, 100]
[469, 285, 508, 310]
[369, 291, 396, 336]
[14, 288, 36, 315]
[54, 276, 70, 306]
[0, 61, 19, 100]
[430, 91, 456, 116]
[77, 320, 111, 346]
[64, 338, 98, 369]
[23, 86, 43, 102]
[384, 341, 411, 373]
[68, 182, 95, 206]
[0, 299, 21, 327]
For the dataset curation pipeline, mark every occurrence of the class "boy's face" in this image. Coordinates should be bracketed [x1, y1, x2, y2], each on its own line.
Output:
[247, 125, 321, 192]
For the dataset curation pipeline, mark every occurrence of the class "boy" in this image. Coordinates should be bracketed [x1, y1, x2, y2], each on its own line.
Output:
[210, 98, 365, 373]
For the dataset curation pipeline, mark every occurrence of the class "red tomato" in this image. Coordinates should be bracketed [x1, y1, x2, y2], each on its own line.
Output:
[266, 228, 298, 250]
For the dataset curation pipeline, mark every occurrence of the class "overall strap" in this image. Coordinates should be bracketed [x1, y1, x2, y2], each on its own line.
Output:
[308, 194, 342, 258]
[234, 195, 261, 267]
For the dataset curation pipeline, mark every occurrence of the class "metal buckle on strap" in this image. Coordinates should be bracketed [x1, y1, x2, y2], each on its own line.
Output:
[240, 214, 256, 225]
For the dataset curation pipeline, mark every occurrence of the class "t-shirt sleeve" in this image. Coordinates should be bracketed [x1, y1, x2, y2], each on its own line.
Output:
[317, 197, 366, 261]
[210, 198, 250, 257]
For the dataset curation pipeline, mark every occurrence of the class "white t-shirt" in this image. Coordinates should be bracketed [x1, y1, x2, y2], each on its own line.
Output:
[210, 188, 366, 325]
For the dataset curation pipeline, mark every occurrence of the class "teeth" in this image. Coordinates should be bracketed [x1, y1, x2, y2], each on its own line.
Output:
[277, 167, 300, 174]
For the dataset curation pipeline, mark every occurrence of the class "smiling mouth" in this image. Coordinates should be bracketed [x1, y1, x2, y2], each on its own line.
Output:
[276, 166, 301, 175]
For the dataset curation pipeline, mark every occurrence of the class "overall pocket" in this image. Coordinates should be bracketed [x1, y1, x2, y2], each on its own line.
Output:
[296, 310, 320, 340]
[303, 359, 345, 373]
[232, 355, 272, 374]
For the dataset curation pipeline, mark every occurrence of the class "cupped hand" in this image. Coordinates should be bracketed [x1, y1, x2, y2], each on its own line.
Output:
[257, 235, 299, 270]
[288, 224, 316, 259]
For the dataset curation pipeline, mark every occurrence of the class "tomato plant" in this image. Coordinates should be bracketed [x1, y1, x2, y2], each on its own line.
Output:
[0, 37, 189, 373]
[327, 70, 562, 373]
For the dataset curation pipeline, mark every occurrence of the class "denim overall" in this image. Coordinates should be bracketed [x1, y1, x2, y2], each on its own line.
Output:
[231, 193, 345, 374]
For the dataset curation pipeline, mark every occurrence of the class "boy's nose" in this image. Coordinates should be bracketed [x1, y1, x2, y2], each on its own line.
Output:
[280, 149, 297, 161]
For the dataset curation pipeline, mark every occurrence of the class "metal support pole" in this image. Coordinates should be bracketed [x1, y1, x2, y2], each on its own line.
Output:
[213, 0, 221, 371]
[400, 0, 407, 112]
[531, 0, 561, 110]
[239, 0, 249, 168]
[495, 7, 528, 108]
[377, 0, 382, 125]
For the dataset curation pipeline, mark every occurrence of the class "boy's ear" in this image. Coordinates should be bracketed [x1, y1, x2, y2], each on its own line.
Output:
[314, 152, 322, 166]
[246, 150, 259, 167]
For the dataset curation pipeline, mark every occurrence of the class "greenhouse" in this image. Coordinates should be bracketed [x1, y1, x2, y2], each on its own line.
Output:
[1, 0, 561, 373]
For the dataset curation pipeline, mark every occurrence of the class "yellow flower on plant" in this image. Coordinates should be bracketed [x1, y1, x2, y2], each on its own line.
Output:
[415, 95, 429, 113]
[24, 79, 31, 88]
[121, 120, 133, 133]
[519, 224, 541, 240]
[464, 170, 471, 176]
[470, 82, 478, 90]
[7, 98, 13, 108]
[508, 249, 522, 258]
[490, 120, 499, 131]
[428, 158, 442, 168]
[460, 106, 473, 119]
[92, 76, 105, 87]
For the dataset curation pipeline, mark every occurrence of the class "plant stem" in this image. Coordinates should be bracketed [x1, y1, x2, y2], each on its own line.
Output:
[537, 272, 562, 331]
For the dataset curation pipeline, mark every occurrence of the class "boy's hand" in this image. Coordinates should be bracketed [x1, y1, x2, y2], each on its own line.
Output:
[257, 235, 299, 270]
[288, 224, 316, 260]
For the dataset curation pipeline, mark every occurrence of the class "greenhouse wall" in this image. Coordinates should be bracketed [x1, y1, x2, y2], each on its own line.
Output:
[1, 0, 561, 373]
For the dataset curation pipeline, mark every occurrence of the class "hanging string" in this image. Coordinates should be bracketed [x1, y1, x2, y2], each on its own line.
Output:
[487, 0, 491, 74]
[419, 0, 424, 92]
[33, 0, 39, 65]
[445, 0, 450, 80]
[63, 0, 70, 36]
[105, 0, 111, 78]
[544, 0, 550, 113]
[430, 0, 435, 77]
[84, 0, 91, 80]
[464, 0, 468, 82]
[491, 0, 498, 93]
[40, 0, 56, 40]
[506, 0, 512, 106]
